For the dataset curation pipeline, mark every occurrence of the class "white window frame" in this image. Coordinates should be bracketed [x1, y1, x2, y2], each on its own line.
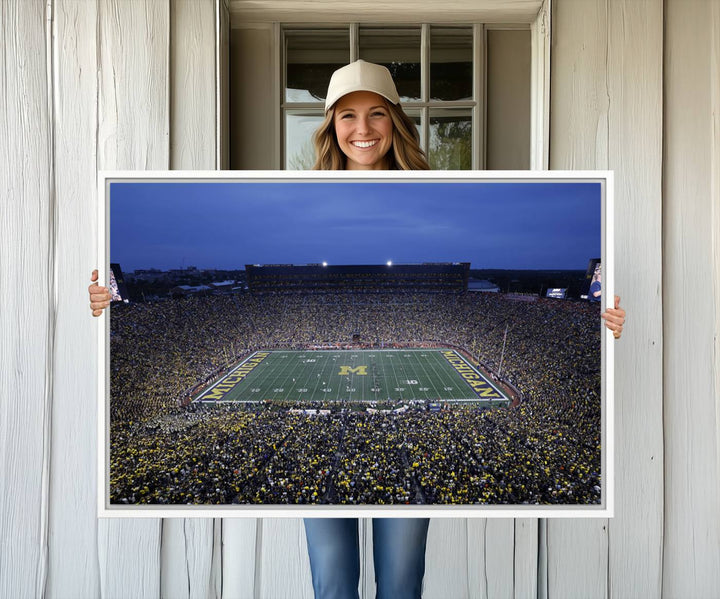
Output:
[229, 1, 551, 171]
[282, 23, 506, 170]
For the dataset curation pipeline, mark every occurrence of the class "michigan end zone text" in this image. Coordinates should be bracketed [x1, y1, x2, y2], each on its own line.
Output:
[441, 350, 505, 399]
[196, 352, 269, 401]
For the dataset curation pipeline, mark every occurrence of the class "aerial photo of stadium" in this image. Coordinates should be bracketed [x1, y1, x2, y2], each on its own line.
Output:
[107, 178, 605, 507]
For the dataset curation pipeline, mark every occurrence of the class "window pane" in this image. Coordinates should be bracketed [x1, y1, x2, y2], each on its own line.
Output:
[402, 109, 423, 148]
[429, 109, 472, 170]
[430, 27, 473, 101]
[285, 112, 324, 169]
[286, 30, 349, 103]
[359, 28, 421, 102]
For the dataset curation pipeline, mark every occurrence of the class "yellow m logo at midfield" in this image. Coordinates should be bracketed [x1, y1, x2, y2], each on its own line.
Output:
[338, 365, 368, 376]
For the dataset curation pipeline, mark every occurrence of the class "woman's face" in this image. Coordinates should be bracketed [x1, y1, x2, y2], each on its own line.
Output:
[333, 91, 394, 170]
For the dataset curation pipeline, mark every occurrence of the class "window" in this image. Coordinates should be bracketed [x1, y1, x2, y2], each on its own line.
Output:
[228, 23, 532, 170]
[283, 25, 518, 171]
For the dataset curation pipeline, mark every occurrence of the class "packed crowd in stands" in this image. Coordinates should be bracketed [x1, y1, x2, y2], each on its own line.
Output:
[109, 291, 602, 505]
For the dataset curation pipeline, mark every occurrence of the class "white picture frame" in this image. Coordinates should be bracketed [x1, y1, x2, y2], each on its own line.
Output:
[97, 170, 614, 519]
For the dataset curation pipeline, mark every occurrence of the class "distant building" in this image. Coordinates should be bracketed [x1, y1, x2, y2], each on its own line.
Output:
[168, 266, 198, 277]
[467, 279, 500, 293]
[245, 263, 471, 293]
[131, 269, 165, 282]
[170, 284, 213, 297]
[210, 280, 236, 291]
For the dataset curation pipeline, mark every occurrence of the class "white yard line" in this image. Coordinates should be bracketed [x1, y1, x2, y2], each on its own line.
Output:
[278, 351, 303, 402]
[412, 352, 433, 402]
[309, 354, 324, 399]
[386, 351, 404, 402]
[425, 351, 461, 398]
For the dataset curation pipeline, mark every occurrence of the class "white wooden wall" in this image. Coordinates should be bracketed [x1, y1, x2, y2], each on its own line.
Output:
[550, 1, 664, 596]
[663, 1, 720, 596]
[1, 0, 718, 597]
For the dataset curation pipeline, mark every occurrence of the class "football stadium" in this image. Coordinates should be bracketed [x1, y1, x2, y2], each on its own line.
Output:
[109, 262, 601, 506]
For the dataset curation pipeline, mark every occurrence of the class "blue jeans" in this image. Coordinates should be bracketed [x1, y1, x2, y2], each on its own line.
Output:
[304, 518, 430, 599]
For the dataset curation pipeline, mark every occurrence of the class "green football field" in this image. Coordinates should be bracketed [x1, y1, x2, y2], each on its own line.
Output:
[193, 349, 510, 407]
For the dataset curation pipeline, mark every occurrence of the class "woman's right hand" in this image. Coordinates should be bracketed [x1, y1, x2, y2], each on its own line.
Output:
[89, 269, 112, 317]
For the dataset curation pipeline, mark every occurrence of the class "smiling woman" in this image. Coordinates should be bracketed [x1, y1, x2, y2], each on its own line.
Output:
[311, 60, 430, 171]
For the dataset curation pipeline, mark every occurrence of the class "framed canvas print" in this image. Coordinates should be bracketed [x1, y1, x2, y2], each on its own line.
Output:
[97, 170, 614, 518]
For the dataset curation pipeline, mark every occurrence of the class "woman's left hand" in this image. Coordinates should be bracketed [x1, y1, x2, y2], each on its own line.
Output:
[601, 295, 625, 339]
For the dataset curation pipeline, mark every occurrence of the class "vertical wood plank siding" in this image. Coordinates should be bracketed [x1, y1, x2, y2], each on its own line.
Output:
[663, 1, 720, 595]
[605, 1, 664, 596]
[162, 2, 220, 599]
[513, 519, 540, 598]
[96, 1, 169, 595]
[0, 1, 52, 598]
[2, 0, 719, 597]
[169, 0, 217, 171]
[258, 519, 314, 597]
[213, 0, 263, 593]
[550, 0, 665, 596]
[47, 1, 101, 597]
[221, 519, 258, 598]
[426, 520, 471, 598]
[548, 2, 610, 593]
[218, 0, 230, 170]
[161, 519, 217, 599]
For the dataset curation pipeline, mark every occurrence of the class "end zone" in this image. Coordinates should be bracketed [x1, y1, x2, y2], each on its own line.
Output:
[440, 350, 510, 404]
[194, 351, 269, 403]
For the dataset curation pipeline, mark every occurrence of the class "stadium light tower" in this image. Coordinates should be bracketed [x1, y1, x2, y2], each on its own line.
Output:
[499, 322, 509, 376]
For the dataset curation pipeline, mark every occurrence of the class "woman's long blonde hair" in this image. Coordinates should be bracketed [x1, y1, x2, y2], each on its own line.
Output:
[312, 100, 430, 171]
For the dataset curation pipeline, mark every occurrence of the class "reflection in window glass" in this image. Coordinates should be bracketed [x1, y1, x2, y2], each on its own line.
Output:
[285, 113, 324, 170]
[430, 27, 473, 101]
[429, 110, 472, 170]
[286, 30, 349, 103]
[403, 110, 423, 148]
[359, 28, 421, 102]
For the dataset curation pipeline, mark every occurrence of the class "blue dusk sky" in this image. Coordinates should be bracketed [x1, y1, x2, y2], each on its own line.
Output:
[110, 180, 601, 272]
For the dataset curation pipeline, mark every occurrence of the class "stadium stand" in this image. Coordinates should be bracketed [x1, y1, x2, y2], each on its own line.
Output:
[245, 263, 470, 293]
[109, 283, 602, 506]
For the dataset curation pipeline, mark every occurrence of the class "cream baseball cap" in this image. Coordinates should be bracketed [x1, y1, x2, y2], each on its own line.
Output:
[324, 60, 400, 112]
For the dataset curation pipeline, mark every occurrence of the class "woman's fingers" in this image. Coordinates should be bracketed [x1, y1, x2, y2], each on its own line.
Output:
[88, 277, 108, 295]
[89, 286, 111, 302]
[601, 295, 625, 339]
[90, 298, 111, 309]
[89, 269, 111, 316]
[602, 310, 624, 326]
[89, 287, 110, 299]
[603, 317, 623, 338]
